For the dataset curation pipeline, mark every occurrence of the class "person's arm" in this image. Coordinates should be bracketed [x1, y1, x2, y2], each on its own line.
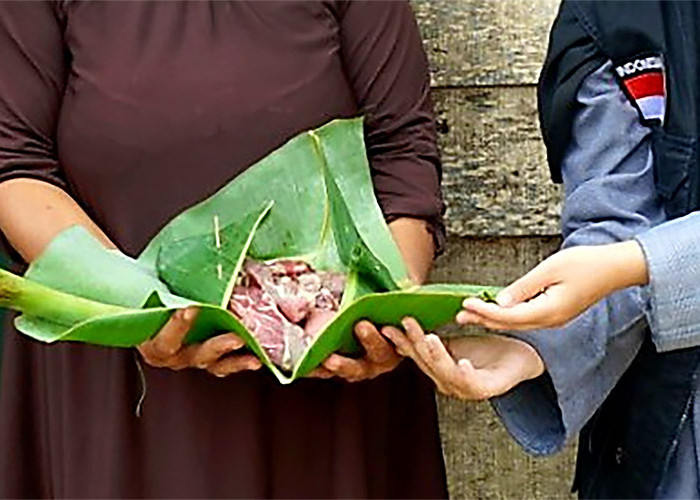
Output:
[0, 2, 258, 378]
[460, 158, 700, 354]
[0, 2, 108, 263]
[478, 59, 664, 454]
[0, 179, 116, 262]
[308, 0, 443, 381]
[385, 59, 662, 455]
[388, 218, 434, 285]
[338, 0, 443, 279]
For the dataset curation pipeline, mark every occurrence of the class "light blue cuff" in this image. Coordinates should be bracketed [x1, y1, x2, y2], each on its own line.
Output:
[636, 212, 700, 352]
[492, 293, 647, 456]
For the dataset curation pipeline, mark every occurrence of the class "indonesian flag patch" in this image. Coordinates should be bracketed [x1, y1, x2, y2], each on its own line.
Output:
[615, 54, 666, 124]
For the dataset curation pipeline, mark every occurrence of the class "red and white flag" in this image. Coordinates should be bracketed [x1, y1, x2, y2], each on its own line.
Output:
[615, 55, 666, 124]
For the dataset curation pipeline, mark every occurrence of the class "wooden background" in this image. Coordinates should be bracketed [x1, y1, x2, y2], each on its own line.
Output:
[0, 1, 574, 498]
[411, 1, 578, 498]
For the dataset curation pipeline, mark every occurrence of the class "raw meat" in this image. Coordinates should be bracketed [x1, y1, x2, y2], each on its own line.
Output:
[229, 258, 345, 371]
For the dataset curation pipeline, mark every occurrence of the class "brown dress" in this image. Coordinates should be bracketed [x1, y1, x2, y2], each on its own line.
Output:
[0, 1, 447, 498]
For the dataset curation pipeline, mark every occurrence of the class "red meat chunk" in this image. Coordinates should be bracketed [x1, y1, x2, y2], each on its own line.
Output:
[229, 258, 346, 371]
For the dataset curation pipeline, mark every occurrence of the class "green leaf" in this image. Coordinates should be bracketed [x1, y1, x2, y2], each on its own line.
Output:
[156, 201, 273, 307]
[292, 284, 503, 379]
[0, 118, 500, 384]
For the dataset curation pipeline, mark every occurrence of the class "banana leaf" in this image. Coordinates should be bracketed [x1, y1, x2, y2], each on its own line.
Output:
[0, 118, 499, 383]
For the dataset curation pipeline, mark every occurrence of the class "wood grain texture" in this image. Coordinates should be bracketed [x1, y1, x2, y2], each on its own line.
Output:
[432, 235, 576, 500]
[413, 0, 561, 87]
[434, 87, 562, 237]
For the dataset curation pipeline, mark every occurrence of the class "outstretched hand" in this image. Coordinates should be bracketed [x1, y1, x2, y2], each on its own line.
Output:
[457, 241, 648, 331]
[381, 318, 544, 400]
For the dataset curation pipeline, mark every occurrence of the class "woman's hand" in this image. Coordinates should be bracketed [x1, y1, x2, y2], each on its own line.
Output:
[138, 307, 262, 377]
[305, 217, 430, 382]
[382, 318, 544, 400]
[307, 320, 403, 382]
[458, 241, 649, 331]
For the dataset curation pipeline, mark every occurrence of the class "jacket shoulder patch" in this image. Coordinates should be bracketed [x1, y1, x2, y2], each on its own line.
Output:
[615, 55, 666, 124]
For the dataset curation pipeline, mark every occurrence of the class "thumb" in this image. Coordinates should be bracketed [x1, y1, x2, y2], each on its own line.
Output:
[496, 260, 557, 308]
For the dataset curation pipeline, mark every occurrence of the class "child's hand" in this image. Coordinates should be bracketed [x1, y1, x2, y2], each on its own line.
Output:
[458, 241, 647, 331]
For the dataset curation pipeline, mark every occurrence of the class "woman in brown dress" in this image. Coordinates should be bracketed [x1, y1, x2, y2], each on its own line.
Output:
[0, 1, 446, 498]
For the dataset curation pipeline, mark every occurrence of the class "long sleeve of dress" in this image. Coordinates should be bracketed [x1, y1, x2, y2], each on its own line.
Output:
[491, 61, 666, 455]
[0, 1, 67, 189]
[336, 0, 445, 252]
[0, 2, 69, 263]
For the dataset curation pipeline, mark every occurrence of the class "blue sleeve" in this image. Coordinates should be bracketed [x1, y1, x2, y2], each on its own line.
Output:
[491, 60, 666, 455]
[636, 212, 700, 352]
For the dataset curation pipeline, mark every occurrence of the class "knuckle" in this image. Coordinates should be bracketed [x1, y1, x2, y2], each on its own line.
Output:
[152, 339, 178, 358]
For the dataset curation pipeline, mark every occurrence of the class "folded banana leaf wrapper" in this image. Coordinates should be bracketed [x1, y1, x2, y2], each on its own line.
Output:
[0, 118, 499, 383]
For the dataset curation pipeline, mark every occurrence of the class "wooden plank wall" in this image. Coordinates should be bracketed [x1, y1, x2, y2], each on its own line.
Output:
[415, 0, 562, 237]
[412, 1, 578, 498]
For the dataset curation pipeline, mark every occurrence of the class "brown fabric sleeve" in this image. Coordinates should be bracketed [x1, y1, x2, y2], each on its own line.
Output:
[0, 2, 68, 263]
[336, 0, 446, 254]
[0, 1, 68, 190]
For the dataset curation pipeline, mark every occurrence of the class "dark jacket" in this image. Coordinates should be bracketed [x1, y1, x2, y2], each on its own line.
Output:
[539, 1, 700, 498]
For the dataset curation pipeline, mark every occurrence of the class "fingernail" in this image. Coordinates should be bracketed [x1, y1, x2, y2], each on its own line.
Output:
[183, 308, 196, 322]
[381, 326, 397, 338]
[227, 338, 244, 350]
[325, 358, 340, 370]
[401, 317, 411, 329]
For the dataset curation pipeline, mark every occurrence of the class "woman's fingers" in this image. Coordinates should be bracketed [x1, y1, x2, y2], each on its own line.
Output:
[354, 320, 401, 367]
[137, 309, 259, 376]
[139, 307, 199, 367]
[207, 354, 262, 377]
[190, 333, 246, 369]
[314, 321, 402, 382]
[305, 366, 336, 379]
[322, 354, 370, 382]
